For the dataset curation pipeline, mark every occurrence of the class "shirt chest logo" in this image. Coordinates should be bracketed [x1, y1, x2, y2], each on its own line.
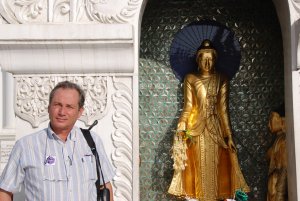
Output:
[44, 155, 56, 166]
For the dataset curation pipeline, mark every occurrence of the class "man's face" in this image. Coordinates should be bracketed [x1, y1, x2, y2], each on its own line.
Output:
[48, 88, 84, 134]
[268, 112, 283, 134]
[198, 52, 215, 73]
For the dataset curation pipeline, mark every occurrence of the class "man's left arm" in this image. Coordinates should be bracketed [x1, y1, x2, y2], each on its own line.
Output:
[106, 182, 114, 201]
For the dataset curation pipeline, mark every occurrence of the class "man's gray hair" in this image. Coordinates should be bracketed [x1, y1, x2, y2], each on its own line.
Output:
[49, 80, 85, 109]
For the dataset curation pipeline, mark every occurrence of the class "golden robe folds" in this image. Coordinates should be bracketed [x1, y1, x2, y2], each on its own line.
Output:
[168, 73, 250, 200]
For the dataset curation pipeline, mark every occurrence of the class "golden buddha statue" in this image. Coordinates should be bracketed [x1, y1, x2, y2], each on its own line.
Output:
[267, 105, 288, 201]
[168, 39, 250, 200]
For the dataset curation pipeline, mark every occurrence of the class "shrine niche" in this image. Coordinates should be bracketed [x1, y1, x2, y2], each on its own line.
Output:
[139, 0, 284, 200]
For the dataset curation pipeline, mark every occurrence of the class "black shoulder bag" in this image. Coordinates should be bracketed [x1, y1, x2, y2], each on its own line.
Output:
[81, 120, 110, 201]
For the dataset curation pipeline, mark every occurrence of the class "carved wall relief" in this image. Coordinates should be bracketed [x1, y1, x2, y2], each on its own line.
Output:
[0, 0, 143, 24]
[111, 77, 134, 200]
[15, 75, 109, 127]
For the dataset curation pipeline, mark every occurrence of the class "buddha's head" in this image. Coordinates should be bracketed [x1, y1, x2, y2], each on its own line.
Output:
[268, 104, 286, 134]
[196, 39, 217, 74]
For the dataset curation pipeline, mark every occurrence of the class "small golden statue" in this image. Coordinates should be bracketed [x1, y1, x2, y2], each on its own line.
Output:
[267, 105, 288, 201]
[168, 39, 250, 201]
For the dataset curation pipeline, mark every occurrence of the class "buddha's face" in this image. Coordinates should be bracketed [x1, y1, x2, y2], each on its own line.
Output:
[197, 51, 216, 74]
[268, 112, 285, 134]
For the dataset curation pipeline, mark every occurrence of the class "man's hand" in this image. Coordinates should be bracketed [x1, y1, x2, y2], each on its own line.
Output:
[0, 189, 13, 201]
[106, 182, 114, 201]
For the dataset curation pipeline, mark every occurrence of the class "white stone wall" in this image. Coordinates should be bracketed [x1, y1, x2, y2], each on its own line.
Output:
[0, 0, 144, 200]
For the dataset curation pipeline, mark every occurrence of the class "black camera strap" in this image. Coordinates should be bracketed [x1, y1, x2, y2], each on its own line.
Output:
[80, 126, 108, 200]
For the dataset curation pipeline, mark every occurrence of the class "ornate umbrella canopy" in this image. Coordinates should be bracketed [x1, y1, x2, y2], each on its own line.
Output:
[169, 19, 241, 82]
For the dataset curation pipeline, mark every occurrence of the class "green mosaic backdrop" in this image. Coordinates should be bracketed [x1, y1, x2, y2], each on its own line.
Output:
[139, 0, 284, 200]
